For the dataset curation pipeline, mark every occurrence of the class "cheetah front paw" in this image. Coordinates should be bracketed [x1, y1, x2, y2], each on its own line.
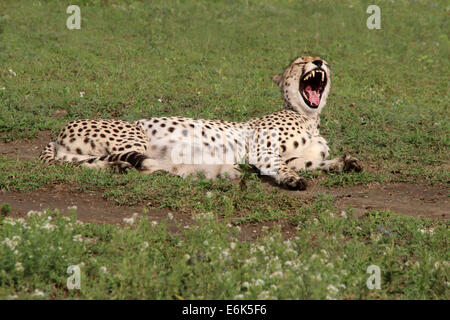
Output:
[283, 176, 307, 190]
[342, 154, 363, 172]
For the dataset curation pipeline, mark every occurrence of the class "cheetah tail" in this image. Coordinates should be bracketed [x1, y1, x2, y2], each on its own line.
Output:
[80, 151, 149, 171]
[39, 142, 57, 164]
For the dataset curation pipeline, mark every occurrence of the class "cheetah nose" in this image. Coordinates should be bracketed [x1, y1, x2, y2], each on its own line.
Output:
[312, 60, 323, 68]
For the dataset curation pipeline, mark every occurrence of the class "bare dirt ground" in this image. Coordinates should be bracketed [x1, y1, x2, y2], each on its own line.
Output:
[0, 131, 448, 239]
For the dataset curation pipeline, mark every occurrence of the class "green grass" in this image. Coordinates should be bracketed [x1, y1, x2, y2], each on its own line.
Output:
[0, 0, 448, 183]
[0, 204, 448, 299]
[0, 0, 448, 299]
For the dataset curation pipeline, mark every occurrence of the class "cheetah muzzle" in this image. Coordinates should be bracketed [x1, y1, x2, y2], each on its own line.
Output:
[39, 55, 363, 190]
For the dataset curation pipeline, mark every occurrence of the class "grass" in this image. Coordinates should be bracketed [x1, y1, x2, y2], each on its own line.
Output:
[0, 0, 448, 183]
[0, 204, 448, 299]
[0, 0, 448, 299]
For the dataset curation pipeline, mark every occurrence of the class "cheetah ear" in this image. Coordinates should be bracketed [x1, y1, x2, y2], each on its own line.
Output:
[272, 74, 282, 86]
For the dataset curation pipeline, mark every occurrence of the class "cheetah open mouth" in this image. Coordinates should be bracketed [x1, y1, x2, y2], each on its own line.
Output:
[300, 69, 327, 109]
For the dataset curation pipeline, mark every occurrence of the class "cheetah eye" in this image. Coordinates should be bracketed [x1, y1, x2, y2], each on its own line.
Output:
[299, 68, 327, 109]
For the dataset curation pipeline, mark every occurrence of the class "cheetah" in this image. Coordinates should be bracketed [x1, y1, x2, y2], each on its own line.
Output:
[39, 56, 362, 190]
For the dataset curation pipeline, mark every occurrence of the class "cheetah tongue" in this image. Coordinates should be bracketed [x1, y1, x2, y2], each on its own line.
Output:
[305, 85, 320, 106]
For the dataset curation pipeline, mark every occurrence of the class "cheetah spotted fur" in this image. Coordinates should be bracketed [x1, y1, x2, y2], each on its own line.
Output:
[39, 56, 362, 190]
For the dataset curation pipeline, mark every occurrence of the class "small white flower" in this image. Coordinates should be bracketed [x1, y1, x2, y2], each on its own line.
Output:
[285, 261, 294, 267]
[151, 221, 158, 226]
[341, 211, 347, 218]
[3, 237, 19, 250]
[254, 279, 264, 286]
[8, 68, 17, 76]
[184, 254, 191, 261]
[67, 205, 78, 211]
[313, 274, 322, 281]
[27, 210, 42, 217]
[221, 248, 230, 258]
[167, 212, 174, 220]
[4, 219, 16, 226]
[270, 271, 283, 278]
[206, 191, 213, 198]
[32, 289, 45, 297]
[158, 98, 163, 102]
[123, 217, 135, 225]
[15, 262, 24, 272]
[0, 87, 5, 90]
[140, 241, 149, 251]
[41, 223, 55, 231]
[79, 91, 85, 98]
[327, 284, 339, 295]
[230, 242, 236, 250]
[100, 266, 108, 274]
[242, 281, 250, 289]
[257, 290, 270, 299]
[73, 234, 83, 242]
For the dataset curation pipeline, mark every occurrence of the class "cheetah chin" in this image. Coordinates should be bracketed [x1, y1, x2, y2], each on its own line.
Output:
[39, 55, 362, 190]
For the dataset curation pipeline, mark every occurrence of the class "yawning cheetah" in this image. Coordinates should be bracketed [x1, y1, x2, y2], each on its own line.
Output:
[40, 56, 362, 190]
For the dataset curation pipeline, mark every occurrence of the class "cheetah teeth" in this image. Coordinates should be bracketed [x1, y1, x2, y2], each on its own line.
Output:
[303, 70, 325, 81]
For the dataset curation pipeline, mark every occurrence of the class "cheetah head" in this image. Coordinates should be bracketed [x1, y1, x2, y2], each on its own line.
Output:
[272, 56, 330, 115]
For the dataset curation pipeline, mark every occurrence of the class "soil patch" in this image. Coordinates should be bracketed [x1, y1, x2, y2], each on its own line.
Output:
[0, 186, 297, 241]
[277, 181, 448, 219]
[0, 131, 53, 160]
